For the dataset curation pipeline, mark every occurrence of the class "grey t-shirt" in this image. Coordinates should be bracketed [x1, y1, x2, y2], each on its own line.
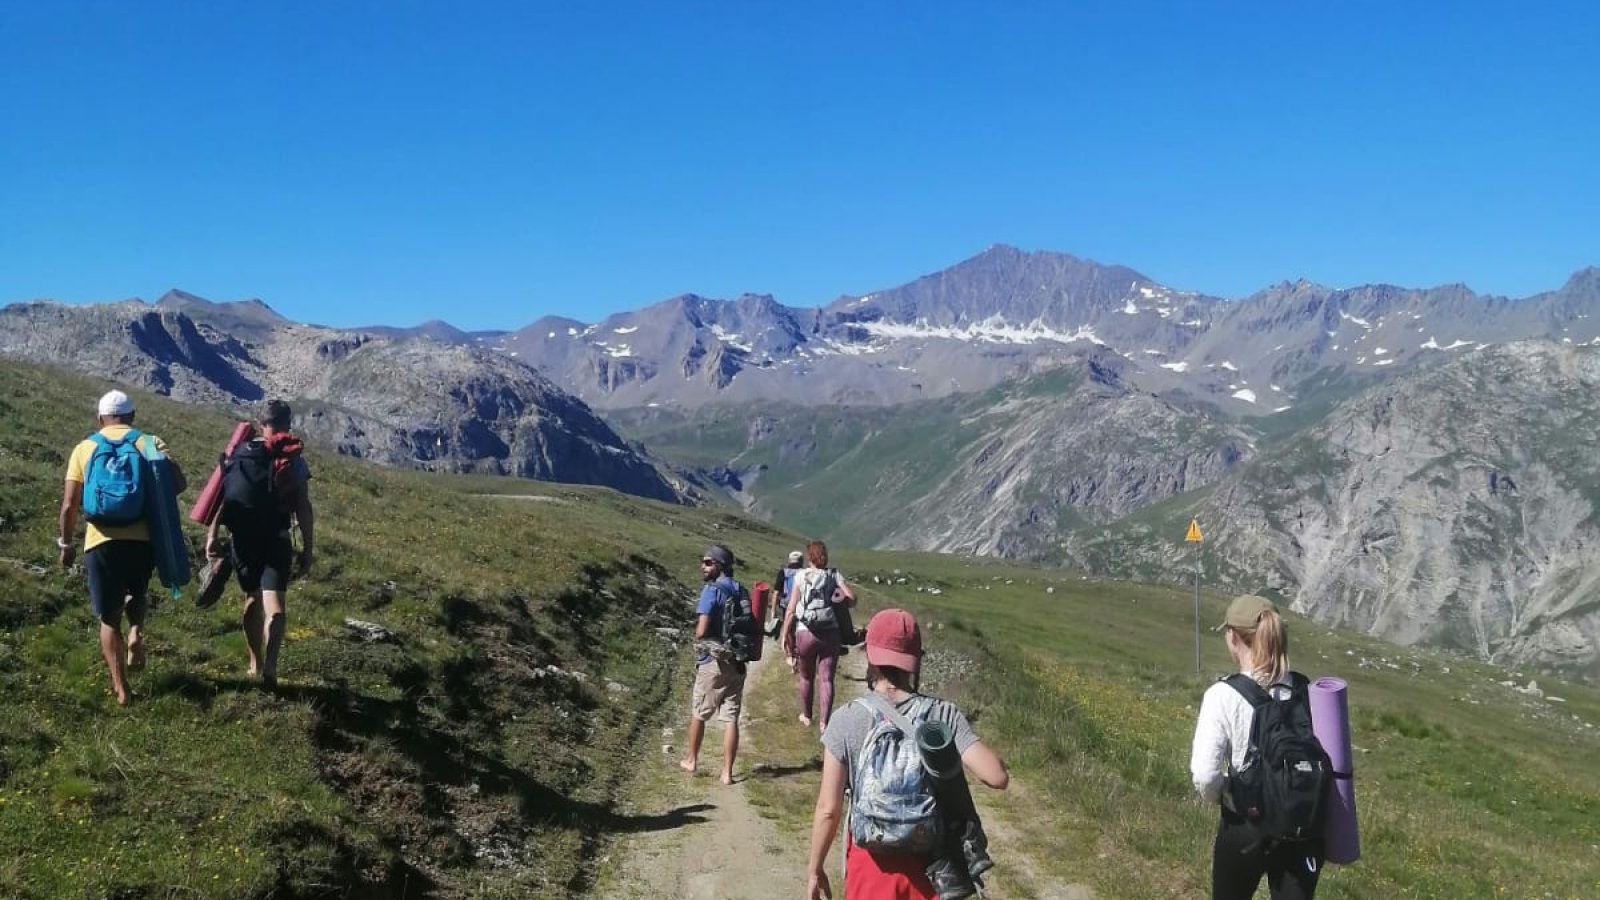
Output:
[821, 691, 980, 789]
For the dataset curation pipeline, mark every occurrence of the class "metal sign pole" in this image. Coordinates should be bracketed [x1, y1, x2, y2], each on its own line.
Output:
[1194, 541, 1201, 673]
[1185, 518, 1203, 674]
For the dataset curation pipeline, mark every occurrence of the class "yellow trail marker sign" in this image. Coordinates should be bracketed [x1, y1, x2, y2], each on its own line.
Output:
[1185, 518, 1203, 543]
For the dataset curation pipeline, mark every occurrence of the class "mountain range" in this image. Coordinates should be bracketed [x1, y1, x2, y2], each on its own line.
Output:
[0, 292, 684, 502]
[5, 246, 1600, 680]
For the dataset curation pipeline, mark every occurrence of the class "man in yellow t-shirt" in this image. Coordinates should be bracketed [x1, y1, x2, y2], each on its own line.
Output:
[58, 390, 187, 707]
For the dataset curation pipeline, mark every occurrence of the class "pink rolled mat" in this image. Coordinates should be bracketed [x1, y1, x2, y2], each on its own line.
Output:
[187, 421, 255, 525]
[1310, 676, 1360, 864]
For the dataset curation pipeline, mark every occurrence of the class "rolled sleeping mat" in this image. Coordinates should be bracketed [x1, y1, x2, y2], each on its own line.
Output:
[187, 421, 255, 525]
[751, 581, 770, 629]
[916, 720, 996, 888]
[916, 721, 964, 781]
[1310, 676, 1360, 864]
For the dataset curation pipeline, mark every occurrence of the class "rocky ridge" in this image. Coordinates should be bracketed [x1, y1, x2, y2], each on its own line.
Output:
[0, 295, 684, 502]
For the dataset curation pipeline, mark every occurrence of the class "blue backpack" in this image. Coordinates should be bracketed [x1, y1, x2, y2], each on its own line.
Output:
[82, 430, 149, 526]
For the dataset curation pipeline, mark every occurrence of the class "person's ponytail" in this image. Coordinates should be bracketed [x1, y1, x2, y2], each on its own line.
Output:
[1251, 609, 1290, 686]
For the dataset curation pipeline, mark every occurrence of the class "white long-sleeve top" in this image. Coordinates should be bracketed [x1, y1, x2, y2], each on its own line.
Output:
[1189, 673, 1295, 806]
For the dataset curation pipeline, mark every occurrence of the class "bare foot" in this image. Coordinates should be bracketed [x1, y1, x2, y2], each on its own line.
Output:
[126, 641, 146, 672]
[720, 771, 735, 786]
[798, 714, 812, 727]
[114, 688, 133, 707]
[678, 759, 698, 775]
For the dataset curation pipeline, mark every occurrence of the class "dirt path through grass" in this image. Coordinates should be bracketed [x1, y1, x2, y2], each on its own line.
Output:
[603, 653, 808, 899]
[605, 647, 1096, 899]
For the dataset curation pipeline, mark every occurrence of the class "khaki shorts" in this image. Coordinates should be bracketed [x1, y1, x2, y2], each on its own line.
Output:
[691, 658, 746, 723]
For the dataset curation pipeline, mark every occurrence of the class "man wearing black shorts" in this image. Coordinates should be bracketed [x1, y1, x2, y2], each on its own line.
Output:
[206, 399, 314, 687]
[58, 390, 187, 707]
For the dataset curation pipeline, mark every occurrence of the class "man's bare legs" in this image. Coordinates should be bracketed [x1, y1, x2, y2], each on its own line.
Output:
[98, 621, 131, 706]
[124, 592, 146, 672]
[242, 592, 264, 678]
[680, 717, 707, 774]
[260, 589, 286, 685]
[679, 717, 739, 784]
[721, 719, 739, 785]
[243, 589, 286, 686]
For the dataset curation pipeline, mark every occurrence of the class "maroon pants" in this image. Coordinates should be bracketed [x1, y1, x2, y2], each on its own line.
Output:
[794, 627, 841, 723]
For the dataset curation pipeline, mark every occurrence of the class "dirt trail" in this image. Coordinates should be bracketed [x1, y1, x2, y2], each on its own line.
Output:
[606, 651, 1094, 900]
[603, 654, 811, 899]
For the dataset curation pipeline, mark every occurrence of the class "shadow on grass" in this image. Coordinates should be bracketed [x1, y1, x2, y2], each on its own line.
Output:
[603, 802, 716, 832]
[748, 758, 823, 780]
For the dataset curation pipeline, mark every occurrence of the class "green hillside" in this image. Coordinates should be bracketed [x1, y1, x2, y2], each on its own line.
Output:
[611, 369, 1110, 546]
[0, 359, 795, 899]
[747, 553, 1600, 900]
[3, 358, 1599, 899]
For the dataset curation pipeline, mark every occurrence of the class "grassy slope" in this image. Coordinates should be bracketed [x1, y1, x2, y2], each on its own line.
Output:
[4, 358, 1599, 899]
[742, 553, 1600, 900]
[0, 359, 799, 899]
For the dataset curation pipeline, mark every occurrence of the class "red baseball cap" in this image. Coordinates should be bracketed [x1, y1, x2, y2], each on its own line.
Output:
[865, 608, 923, 671]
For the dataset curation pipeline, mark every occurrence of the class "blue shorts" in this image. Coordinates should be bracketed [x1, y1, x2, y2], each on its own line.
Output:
[84, 541, 154, 629]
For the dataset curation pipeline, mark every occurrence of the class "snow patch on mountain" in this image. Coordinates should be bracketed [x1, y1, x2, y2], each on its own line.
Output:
[710, 325, 752, 352]
[862, 316, 1106, 347]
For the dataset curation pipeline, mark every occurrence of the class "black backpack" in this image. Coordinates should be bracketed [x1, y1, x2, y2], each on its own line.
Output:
[219, 442, 284, 535]
[1225, 672, 1333, 847]
[714, 580, 762, 664]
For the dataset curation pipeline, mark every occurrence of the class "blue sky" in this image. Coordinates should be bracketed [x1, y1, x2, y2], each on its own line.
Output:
[2, 2, 1595, 331]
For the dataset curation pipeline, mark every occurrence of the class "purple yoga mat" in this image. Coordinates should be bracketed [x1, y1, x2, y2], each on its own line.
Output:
[1310, 676, 1360, 864]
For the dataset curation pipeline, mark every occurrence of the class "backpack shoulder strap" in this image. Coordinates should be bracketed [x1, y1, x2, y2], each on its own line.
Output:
[860, 692, 924, 736]
[1224, 673, 1274, 708]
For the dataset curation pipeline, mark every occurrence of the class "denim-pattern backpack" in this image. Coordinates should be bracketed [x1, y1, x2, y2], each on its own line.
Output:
[849, 694, 943, 855]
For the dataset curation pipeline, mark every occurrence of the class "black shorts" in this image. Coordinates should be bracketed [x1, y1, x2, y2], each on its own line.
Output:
[231, 532, 295, 595]
[84, 541, 154, 629]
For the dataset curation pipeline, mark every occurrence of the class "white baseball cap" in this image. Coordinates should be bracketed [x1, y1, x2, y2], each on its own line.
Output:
[97, 390, 134, 416]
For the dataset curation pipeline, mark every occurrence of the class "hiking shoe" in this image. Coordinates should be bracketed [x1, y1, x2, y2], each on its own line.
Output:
[196, 554, 233, 610]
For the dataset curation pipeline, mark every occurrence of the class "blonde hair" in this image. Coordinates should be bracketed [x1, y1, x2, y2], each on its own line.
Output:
[1231, 608, 1290, 686]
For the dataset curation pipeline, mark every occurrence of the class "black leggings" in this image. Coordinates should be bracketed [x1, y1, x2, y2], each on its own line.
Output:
[1212, 810, 1322, 900]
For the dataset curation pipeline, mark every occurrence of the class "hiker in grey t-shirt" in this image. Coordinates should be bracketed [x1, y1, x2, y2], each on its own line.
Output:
[806, 608, 1008, 900]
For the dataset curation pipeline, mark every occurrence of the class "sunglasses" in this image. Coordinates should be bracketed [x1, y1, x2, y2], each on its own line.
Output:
[700, 559, 717, 566]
